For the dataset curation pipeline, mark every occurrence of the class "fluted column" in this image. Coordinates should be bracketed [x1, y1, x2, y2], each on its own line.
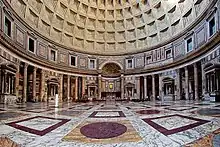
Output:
[67, 75, 70, 101]
[59, 74, 63, 102]
[136, 77, 140, 99]
[144, 76, 147, 99]
[98, 74, 102, 99]
[15, 64, 20, 98]
[152, 75, 156, 101]
[121, 74, 124, 99]
[201, 64, 206, 95]
[82, 77, 85, 96]
[159, 74, 163, 101]
[185, 67, 189, 100]
[23, 63, 28, 102]
[75, 76, 78, 100]
[32, 67, 37, 101]
[40, 70, 45, 102]
[194, 63, 199, 100]
[176, 69, 181, 100]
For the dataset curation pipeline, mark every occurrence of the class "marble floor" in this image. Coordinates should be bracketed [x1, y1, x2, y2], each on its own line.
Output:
[0, 100, 220, 147]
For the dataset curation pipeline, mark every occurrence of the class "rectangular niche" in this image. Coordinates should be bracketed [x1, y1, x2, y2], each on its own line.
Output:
[106, 21, 115, 30]
[51, 28, 62, 42]
[53, 15, 64, 29]
[76, 15, 86, 27]
[137, 26, 146, 38]
[138, 37, 147, 48]
[74, 38, 84, 48]
[160, 28, 170, 41]
[106, 43, 115, 51]
[147, 34, 158, 46]
[28, 0, 42, 14]
[63, 33, 73, 45]
[69, 0, 79, 11]
[98, 9, 105, 19]
[26, 9, 39, 27]
[106, 32, 115, 42]
[116, 31, 125, 41]
[96, 42, 105, 51]
[126, 18, 134, 29]
[127, 40, 136, 50]
[11, 0, 26, 17]
[116, 20, 125, 30]
[116, 9, 123, 19]
[86, 29, 95, 40]
[75, 27, 84, 38]
[56, 2, 67, 17]
[135, 15, 145, 26]
[117, 42, 126, 50]
[85, 41, 94, 50]
[88, 7, 97, 17]
[87, 18, 96, 29]
[69, 10, 77, 23]
[96, 31, 105, 41]
[127, 29, 136, 40]
[64, 21, 74, 33]
[97, 20, 105, 30]
[171, 19, 183, 35]
[107, 10, 114, 19]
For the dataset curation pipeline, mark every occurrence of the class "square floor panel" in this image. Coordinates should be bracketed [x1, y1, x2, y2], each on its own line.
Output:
[143, 114, 209, 136]
[7, 116, 70, 136]
[89, 111, 125, 118]
[63, 120, 142, 144]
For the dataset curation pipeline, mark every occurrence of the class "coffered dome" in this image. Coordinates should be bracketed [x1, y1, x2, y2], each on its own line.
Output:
[8, 0, 209, 55]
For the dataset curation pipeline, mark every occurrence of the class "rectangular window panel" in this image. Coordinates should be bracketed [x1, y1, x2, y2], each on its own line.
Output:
[187, 38, 193, 52]
[71, 56, 76, 66]
[166, 50, 171, 58]
[90, 59, 95, 69]
[4, 17, 11, 37]
[28, 38, 35, 53]
[209, 18, 216, 37]
[51, 50, 56, 61]
[127, 59, 133, 68]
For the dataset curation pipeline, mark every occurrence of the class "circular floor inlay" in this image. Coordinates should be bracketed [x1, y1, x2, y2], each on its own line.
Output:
[197, 108, 220, 116]
[136, 109, 161, 114]
[80, 122, 127, 139]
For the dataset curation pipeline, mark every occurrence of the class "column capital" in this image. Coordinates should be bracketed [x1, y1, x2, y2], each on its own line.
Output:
[33, 67, 37, 72]
[24, 63, 29, 68]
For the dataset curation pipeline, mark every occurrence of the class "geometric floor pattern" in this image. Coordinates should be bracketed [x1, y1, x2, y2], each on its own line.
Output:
[0, 100, 220, 146]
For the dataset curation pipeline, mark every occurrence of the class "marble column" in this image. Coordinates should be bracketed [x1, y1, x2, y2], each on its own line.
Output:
[176, 69, 181, 100]
[201, 64, 206, 95]
[121, 74, 124, 99]
[185, 66, 189, 100]
[23, 63, 28, 102]
[32, 67, 37, 101]
[144, 76, 147, 99]
[159, 74, 163, 101]
[136, 77, 140, 99]
[15, 64, 20, 98]
[98, 74, 102, 99]
[194, 63, 199, 100]
[82, 77, 85, 96]
[59, 74, 63, 102]
[40, 70, 45, 102]
[152, 75, 156, 101]
[75, 76, 78, 100]
[67, 75, 70, 101]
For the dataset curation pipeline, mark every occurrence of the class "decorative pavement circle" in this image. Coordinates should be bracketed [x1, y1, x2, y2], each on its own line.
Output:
[196, 108, 220, 116]
[136, 109, 161, 115]
[80, 122, 127, 139]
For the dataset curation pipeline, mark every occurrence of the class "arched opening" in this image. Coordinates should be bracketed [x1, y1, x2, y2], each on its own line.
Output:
[100, 62, 122, 101]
